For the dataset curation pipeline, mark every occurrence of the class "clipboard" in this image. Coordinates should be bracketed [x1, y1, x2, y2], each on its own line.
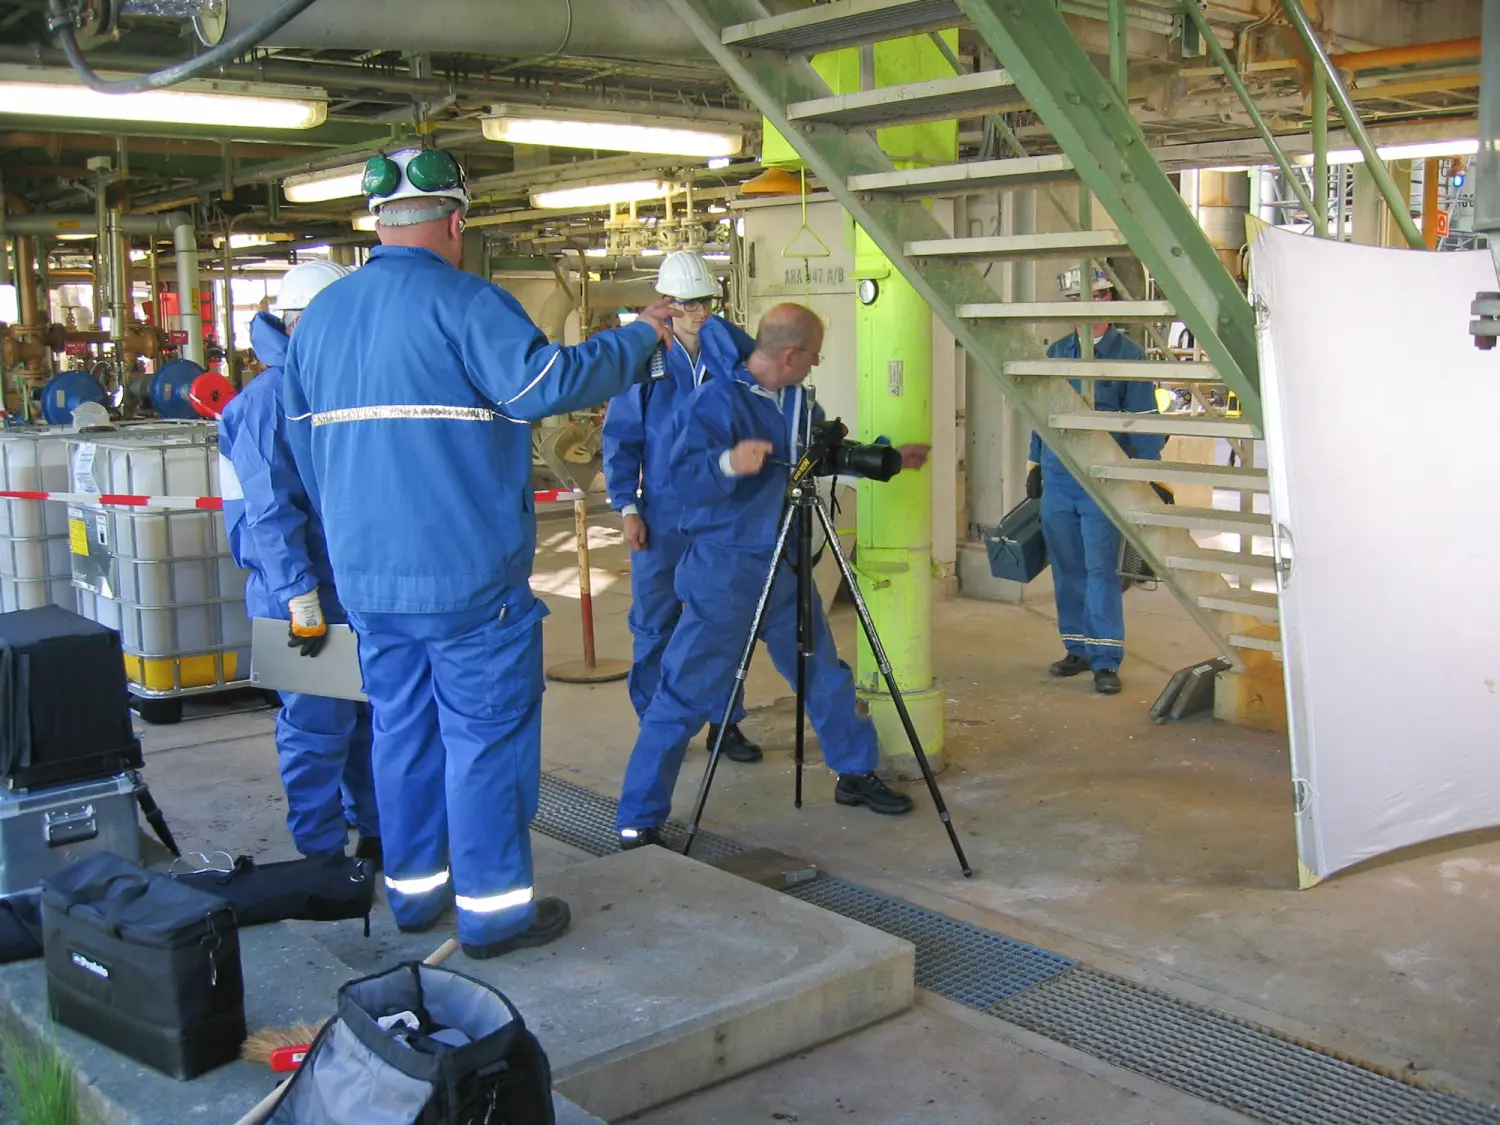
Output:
[250, 617, 368, 702]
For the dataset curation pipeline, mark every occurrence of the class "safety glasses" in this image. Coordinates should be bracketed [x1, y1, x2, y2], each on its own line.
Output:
[670, 297, 721, 314]
[362, 149, 467, 198]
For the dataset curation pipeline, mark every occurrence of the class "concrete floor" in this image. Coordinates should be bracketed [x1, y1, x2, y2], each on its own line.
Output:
[140, 511, 1500, 1121]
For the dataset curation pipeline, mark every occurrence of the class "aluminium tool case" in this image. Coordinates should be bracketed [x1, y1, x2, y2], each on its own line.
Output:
[985, 497, 1050, 583]
[42, 852, 245, 1079]
[0, 606, 143, 790]
[0, 771, 141, 897]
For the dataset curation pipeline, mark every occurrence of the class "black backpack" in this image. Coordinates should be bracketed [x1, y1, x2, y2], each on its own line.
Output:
[268, 960, 554, 1125]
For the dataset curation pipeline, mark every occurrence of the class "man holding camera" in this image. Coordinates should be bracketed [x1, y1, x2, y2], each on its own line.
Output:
[615, 303, 927, 848]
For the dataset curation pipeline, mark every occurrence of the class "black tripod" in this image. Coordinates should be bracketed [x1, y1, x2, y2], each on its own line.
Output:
[681, 473, 973, 878]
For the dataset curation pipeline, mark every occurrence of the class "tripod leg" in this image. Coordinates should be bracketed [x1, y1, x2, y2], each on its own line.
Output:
[811, 499, 973, 878]
[795, 504, 815, 810]
[683, 502, 800, 855]
[135, 780, 181, 858]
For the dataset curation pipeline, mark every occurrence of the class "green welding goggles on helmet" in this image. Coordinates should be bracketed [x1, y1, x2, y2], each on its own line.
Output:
[364, 148, 471, 225]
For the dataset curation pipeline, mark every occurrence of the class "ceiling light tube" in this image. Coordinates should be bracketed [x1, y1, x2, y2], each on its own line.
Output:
[530, 179, 680, 210]
[285, 163, 369, 204]
[351, 212, 379, 232]
[1314, 139, 1479, 166]
[0, 65, 326, 130]
[484, 105, 742, 159]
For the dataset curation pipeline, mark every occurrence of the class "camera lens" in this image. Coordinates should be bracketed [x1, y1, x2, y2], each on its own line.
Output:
[835, 442, 902, 482]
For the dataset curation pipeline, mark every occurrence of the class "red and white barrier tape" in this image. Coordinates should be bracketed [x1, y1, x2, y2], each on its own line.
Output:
[0, 488, 585, 510]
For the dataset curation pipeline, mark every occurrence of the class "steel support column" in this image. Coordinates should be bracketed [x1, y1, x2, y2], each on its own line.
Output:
[955, 0, 1260, 419]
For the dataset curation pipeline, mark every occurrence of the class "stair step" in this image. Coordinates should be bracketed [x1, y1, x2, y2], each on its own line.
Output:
[1129, 506, 1273, 536]
[847, 153, 1076, 196]
[1091, 460, 1269, 489]
[959, 300, 1175, 322]
[1006, 358, 1220, 382]
[1164, 550, 1278, 581]
[788, 70, 1024, 129]
[1199, 590, 1279, 620]
[1050, 412, 1258, 439]
[1230, 624, 1283, 656]
[723, 0, 962, 53]
[906, 229, 1128, 261]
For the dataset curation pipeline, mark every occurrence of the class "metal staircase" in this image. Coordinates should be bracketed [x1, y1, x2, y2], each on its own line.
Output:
[665, 0, 1280, 665]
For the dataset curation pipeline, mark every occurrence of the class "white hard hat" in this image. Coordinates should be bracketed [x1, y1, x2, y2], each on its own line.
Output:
[365, 147, 470, 223]
[655, 251, 720, 301]
[274, 260, 352, 315]
[1057, 266, 1113, 298]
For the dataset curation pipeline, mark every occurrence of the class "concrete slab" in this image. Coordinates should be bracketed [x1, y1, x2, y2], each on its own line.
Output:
[307, 847, 915, 1123]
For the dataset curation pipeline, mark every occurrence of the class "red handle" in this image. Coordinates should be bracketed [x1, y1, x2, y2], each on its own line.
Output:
[269, 1045, 311, 1073]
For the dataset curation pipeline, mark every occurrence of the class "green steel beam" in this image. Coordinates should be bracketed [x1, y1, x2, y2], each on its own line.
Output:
[1312, 62, 1328, 234]
[1279, 0, 1425, 250]
[955, 0, 1260, 422]
[1108, 0, 1128, 96]
[1178, 0, 1318, 227]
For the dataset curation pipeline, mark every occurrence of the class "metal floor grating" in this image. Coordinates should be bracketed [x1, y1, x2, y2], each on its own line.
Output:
[786, 875, 1073, 1007]
[991, 967, 1500, 1125]
[535, 773, 745, 861]
[530, 773, 1500, 1124]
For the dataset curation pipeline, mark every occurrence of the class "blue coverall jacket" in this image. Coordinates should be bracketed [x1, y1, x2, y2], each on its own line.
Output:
[218, 311, 377, 855]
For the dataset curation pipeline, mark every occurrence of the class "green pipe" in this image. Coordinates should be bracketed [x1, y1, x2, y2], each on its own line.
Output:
[1312, 62, 1328, 235]
[1108, 0, 1128, 96]
[1278, 0, 1426, 249]
[1179, 0, 1318, 223]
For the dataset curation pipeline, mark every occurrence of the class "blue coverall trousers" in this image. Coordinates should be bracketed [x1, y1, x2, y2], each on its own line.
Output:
[617, 542, 878, 832]
[627, 522, 745, 727]
[349, 588, 547, 946]
[1040, 470, 1126, 671]
[275, 693, 377, 856]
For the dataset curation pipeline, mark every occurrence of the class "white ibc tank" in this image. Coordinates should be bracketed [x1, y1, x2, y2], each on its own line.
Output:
[0, 429, 77, 613]
[65, 426, 250, 695]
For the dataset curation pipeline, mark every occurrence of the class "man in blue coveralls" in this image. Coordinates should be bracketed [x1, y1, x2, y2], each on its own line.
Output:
[1026, 270, 1164, 695]
[615, 303, 928, 849]
[603, 250, 762, 763]
[219, 258, 381, 866]
[284, 147, 676, 959]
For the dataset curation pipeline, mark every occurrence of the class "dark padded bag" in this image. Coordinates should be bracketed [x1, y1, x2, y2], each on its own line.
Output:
[41, 852, 245, 1079]
[175, 853, 375, 931]
[986, 496, 1050, 583]
[268, 961, 554, 1125]
[0, 891, 42, 964]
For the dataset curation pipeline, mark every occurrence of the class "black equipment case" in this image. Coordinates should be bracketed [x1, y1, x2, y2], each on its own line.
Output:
[41, 852, 245, 1079]
[0, 606, 142, 789]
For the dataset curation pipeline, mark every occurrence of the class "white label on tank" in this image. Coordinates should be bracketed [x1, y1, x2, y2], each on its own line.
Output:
[72, 443, 98, 494]
[888, 360, 904, 397]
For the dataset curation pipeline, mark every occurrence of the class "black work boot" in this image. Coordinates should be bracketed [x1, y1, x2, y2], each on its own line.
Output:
[835, 773, 914, 816]
[353, 835, 383, 871]
[709, 722, 763, 763]
[1049, 653, 1090, 677]
[618, 826, 666, 851]
[1094, 669, 1122, 695]
[461, 897, 571, 960]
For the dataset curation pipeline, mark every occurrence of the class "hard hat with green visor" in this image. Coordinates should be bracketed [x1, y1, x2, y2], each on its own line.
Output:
[364, 147, 471, 227]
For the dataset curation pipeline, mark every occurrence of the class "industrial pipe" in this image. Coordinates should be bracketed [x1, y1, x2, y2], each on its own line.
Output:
[1280, 0, 1426, 250]
[107, 207, 129, 352]
[14, 235, 38, 326]
[223, 0, 712, 59]
[1331, 38, 1481, 73]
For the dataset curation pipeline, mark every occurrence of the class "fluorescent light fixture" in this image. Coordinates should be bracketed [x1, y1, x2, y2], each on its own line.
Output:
[707, 157, 732, 169]
[583, 247, 609, 258]
[0, 64, 326, 129]
[1309, 139, 1478, 166]
[483, 104, 741, 158]
[351, 212, 379, 232]
[640, 248, 665, 258]
[703, 253, 731, 262]
[530, 179, 680, 210]
[285, 163, 368, 204]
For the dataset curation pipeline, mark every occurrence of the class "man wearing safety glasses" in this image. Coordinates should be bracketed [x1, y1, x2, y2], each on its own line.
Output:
[284, 147, 675, 960]
[603, 251, 762, 764]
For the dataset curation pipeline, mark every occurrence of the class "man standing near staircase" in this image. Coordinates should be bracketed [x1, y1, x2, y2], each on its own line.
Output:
[1026, 269, 1163, 695]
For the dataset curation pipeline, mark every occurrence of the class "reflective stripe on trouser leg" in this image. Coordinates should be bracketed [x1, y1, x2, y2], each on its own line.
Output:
[760, 562, 878, 775]
[275, 691, 361, 857]
[1040, 478, 1091, 661]
[348, 611, 452, 928]
[1078, 499, 1126, 671]
[427, 592, 548, 946]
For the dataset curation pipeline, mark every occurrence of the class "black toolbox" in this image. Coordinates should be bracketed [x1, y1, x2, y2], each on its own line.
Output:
[42, 852, 245, 1079]
[0, 606, 142, 789]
